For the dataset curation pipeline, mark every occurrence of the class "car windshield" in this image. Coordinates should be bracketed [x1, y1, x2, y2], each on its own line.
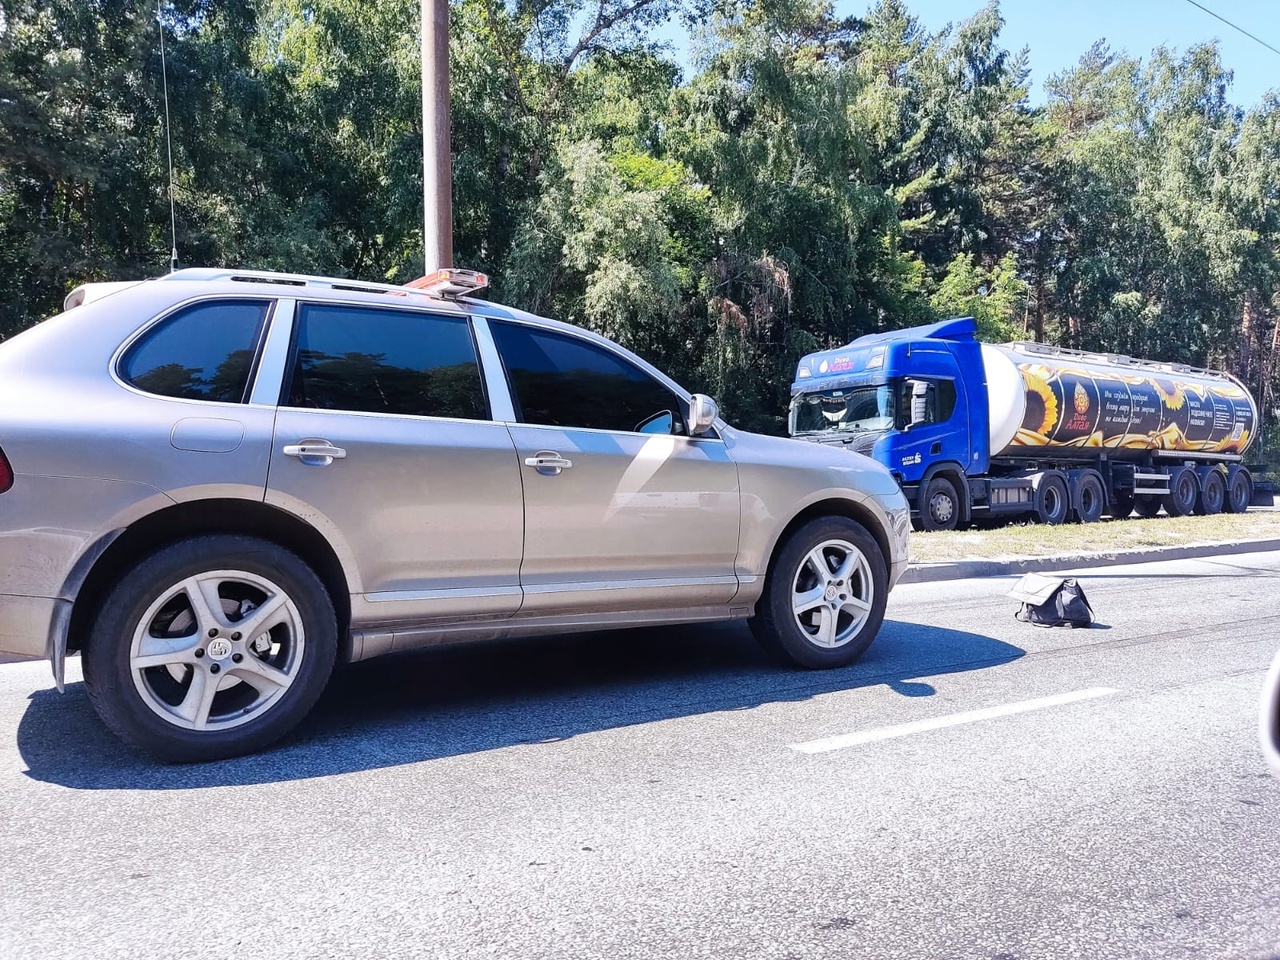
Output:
[789, 384, 895, 436]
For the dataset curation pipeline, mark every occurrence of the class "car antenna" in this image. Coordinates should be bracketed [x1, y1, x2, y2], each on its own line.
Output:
[156, 1, 179, 273]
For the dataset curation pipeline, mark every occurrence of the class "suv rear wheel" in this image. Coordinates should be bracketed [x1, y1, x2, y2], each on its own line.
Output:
[750, 517, 888, 669]
[82, 535, 337, 763]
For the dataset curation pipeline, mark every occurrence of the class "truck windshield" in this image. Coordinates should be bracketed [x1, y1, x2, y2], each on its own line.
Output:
[789, 384, 896, 436]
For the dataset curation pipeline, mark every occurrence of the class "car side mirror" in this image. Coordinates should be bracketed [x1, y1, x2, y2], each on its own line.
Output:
[1262, 648, 1280, 778]
[688, 394, 719, 437]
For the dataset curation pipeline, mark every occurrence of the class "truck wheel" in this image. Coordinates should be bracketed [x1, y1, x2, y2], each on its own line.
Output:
[1163, 467, 1198, 517]
[1225, 467, 1252, 513]
[1108, 491, 1135, 519]
[81, 535, 338, 763]
[1034, 475, 1069, 525]
[1195, 469, 1225, 515]
[749, 516, 888, 670]
[920, 476, 961, 532]
[1073, 473, 1105, 523]
[1133, 496, 1162, 518]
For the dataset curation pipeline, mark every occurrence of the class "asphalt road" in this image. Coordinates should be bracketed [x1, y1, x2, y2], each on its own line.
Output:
[1, 550, 1277, 960]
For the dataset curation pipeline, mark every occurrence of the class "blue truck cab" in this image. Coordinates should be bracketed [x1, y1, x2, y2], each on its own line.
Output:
[790, 318, 989, 528]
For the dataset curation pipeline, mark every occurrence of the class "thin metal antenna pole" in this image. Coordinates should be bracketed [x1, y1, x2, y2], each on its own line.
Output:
[157, 0, 178, 273]
[421, 0, 453, 273]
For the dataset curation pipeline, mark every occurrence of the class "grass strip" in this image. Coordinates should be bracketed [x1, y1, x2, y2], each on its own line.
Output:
[908, 510, 1280, 563]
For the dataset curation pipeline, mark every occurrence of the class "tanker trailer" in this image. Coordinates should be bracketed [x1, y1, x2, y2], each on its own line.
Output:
[788, 317, 1268, 530]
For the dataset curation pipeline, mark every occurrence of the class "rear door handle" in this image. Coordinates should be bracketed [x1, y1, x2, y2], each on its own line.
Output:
[283, 440, 347, 465]
[524, 452, 573, 475]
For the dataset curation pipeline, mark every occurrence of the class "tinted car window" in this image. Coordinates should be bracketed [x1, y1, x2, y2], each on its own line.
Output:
[286, 304, 487, 420]
[492, 322, 683, 434]
[122, 299, 270, 403]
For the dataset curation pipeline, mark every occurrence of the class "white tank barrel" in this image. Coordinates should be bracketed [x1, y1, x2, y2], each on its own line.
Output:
[981, 342, 1257, 460]
[980, 344, 1027, 454]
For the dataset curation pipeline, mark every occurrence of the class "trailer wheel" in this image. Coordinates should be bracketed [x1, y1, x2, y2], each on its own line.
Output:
[1034, 475, 1069, 525]
[1073, 473, 1105, 523]
[1225, 467, 1252, 514]
[1163, 467, 1198, 517]
[1108, 491, 1135, 519]
[1195, 469, 1225, 515]
[920, 476, 961, 532]
[1133, 496, 1162, 519]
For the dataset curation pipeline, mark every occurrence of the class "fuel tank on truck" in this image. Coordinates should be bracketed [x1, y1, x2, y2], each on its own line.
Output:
[981, 342, 1258, 461]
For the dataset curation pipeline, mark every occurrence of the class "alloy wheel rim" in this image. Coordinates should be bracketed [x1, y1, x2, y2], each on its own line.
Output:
[128, 569, 305, 731]
[789, 538, 874, 649]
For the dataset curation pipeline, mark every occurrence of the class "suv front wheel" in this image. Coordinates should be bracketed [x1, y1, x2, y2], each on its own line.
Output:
[750, 516, 889, 669]
[82, 535, 337, 763]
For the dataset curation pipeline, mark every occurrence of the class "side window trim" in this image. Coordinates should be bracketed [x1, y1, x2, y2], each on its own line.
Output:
[281, 301, 491, 422]
[470, 315, 517, 422]
[250, 298, 297, 406]
[484, 312, 722, 439]
[114, 296, 274, 405]
[489, 318, 692, 436]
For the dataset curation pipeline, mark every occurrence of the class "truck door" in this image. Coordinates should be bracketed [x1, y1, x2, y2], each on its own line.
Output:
[896, 376, 965, 479]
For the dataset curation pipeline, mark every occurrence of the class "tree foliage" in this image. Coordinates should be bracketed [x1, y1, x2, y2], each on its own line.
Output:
[1, 0, 1278, 444]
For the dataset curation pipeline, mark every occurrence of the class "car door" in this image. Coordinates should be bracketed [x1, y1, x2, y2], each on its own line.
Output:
[265, 300, 524, 626]
[484, 317, 740, 616]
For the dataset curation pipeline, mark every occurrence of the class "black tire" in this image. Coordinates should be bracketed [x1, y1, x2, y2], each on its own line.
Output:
[1225, 467, 1252, 514]
[749, 516, 889, 670]
[919, 476, 961, 532]
[82, 535, 338, 763]
[1163, 467, 1198, 517]
[1195, 469, 1225, 516]
[1133, 496, 1162, 518]
[1073, 472, 1105, 523]
[1034, 475, 1070, 525]
[1108, 491, 1135, 519]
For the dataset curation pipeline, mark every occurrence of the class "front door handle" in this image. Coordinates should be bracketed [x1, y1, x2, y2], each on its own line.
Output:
[524, 452, 573, 475]
[283, 440, 347, 466]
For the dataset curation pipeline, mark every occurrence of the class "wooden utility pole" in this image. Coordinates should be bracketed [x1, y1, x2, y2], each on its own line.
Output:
[421, 0, 453, 271]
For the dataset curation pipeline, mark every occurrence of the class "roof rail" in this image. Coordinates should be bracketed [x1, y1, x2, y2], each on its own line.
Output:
[1006, 340, 1231, 382]
[159, 268, 471, 303]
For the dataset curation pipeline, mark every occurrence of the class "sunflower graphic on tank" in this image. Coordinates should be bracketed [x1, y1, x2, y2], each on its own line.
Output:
[1007, 360, 1255, 455]
[1009, 364, 1102, 446]
[1015, 366, 1057, 444]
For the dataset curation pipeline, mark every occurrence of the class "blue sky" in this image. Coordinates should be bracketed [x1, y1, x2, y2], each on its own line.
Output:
[888, 0, 1279, 107]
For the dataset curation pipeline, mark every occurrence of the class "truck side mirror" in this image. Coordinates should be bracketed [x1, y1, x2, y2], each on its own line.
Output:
[907, 379, 931, 429]
[688, 394, 719, 436]
[1262, 647, 1280, 778]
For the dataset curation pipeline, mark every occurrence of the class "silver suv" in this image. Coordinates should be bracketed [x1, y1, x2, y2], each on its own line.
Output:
[0, 269, 910, 761]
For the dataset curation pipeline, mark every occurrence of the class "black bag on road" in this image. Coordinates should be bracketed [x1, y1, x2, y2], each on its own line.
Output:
[1008, 573, 1095, 628]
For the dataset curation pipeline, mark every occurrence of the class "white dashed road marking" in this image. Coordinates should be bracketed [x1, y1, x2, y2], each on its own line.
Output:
[790, 686, 1121, 754]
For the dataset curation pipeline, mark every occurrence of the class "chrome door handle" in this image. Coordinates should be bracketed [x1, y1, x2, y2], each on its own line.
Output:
[283, 440, 347, 465]
[524, 452, 573, 475]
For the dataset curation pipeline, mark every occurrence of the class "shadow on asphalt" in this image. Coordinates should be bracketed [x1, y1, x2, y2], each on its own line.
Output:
[17, 619, 1023, 790]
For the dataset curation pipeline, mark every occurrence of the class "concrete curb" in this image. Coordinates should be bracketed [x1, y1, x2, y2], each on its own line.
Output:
[899, 537, 1280, 584]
